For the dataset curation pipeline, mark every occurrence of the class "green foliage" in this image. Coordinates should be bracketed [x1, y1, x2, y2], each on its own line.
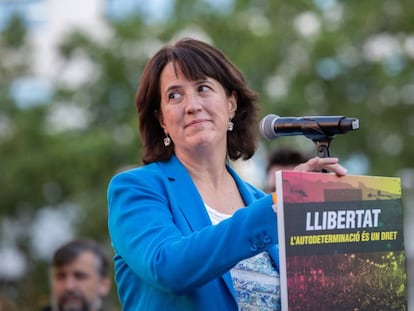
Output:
[2, 14, 26, 48]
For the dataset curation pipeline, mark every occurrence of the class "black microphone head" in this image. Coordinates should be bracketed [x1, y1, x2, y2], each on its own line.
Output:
[259, 114, 280, 139]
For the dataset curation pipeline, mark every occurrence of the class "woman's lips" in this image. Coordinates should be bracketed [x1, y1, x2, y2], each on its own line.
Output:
[185, 119, 208, 128]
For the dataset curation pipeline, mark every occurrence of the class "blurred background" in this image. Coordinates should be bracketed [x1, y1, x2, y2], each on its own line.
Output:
[1, 0, 413, 309]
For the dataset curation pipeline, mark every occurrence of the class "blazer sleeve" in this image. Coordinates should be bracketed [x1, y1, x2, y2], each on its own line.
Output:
[107, 167, 278, 294]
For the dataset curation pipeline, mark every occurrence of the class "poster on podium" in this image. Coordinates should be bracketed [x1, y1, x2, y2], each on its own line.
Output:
[275, 170, 407, 311]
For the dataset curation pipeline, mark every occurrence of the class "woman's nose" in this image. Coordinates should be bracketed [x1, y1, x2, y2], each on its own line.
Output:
[184, 93, 202, 113]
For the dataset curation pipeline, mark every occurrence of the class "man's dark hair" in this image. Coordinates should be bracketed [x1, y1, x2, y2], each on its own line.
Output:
[266, 147, 310, 172]
[52, 239, 110, 278]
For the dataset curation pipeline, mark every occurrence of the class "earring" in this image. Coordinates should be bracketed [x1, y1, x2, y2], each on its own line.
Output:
[163, 135, 171, 146]
[227, 121, 234, 131]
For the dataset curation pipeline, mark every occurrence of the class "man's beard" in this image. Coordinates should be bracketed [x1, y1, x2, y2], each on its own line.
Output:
[57, 290, 89, 311]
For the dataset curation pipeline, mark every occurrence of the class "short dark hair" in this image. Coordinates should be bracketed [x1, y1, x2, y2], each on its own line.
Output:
[266, 147, 310, 172]
[52, 239, 110, 278]
[135, 38, 259, 164]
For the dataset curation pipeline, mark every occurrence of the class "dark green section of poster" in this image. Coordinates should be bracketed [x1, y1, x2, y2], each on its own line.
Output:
[284, 199, 404, 256]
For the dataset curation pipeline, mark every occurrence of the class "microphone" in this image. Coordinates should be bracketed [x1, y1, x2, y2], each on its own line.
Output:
[259, 114, 359, 140]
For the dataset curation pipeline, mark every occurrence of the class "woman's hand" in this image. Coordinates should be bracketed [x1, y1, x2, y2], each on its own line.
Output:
[294, 157, 347, 176]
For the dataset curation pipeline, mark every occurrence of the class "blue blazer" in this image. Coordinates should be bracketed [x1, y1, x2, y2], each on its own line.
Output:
[107, 155, 279, 311]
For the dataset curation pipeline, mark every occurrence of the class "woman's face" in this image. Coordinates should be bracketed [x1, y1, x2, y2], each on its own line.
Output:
[159, 62, 237, 156]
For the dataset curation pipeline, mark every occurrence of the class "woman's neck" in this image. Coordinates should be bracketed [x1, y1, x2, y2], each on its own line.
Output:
[176, 151, 244, 214]
[177, 150, 229, 189]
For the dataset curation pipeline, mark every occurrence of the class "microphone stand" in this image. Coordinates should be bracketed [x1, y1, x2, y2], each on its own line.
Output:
[301, 122, 334, 160]
[304, 134, 333, 173]
[313, 138, 331, 158]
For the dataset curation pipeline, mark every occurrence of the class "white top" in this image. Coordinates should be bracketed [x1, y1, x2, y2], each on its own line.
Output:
[205, 204, 281, 310]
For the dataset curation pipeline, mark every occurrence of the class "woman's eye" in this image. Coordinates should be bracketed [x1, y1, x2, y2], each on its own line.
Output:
[168, 92, 181, 100]
[198, 85, 210, 93]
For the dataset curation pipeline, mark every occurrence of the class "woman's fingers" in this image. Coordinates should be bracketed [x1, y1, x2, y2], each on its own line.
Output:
[294, 157, 347, 176]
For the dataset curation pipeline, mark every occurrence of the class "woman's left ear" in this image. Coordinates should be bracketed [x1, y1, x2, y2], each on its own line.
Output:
[228, 93, 237, 116]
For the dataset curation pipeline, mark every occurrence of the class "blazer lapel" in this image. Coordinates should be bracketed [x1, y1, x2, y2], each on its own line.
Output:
[158, 155, 211, 231]
[158, 156, 237, 300]
[158, 157, 280, 300]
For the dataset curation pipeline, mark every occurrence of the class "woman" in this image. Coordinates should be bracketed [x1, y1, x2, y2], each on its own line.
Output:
[107, 38, 347, 310]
